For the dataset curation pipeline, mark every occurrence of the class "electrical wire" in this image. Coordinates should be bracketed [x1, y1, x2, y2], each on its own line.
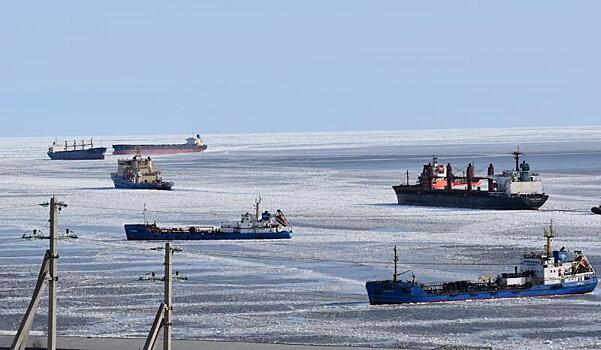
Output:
[5, 227, 523, 268]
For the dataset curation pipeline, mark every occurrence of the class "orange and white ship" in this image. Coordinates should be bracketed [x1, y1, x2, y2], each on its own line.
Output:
[419, 156, 483, 190]
[393, 149, 549, 210]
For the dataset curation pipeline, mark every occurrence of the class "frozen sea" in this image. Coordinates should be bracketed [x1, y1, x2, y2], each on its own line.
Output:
[1, 127, 601, 349]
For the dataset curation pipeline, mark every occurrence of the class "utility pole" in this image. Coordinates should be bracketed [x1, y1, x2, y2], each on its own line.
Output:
[164, 242, 172, 350]
[47, 196, 66, 350]
[11, 196, 66, 350]
[144, 243, 174, 350]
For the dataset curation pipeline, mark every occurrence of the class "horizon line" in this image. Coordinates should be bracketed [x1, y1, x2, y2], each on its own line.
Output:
[2, 124, 601, 140]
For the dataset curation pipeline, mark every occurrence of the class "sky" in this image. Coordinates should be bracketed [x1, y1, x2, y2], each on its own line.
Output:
[1, 1, 599, 137]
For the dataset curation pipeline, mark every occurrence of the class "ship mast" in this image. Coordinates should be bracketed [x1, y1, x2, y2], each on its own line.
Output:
[544, 219, 555, 258]
[393, 245, 398, 282]
[254, 196, 261, 222]
[513, 146, 522, 172]
[143, 204, 148, 225]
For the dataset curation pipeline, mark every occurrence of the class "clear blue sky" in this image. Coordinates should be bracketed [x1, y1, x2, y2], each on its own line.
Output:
[1, 1, 599, 136]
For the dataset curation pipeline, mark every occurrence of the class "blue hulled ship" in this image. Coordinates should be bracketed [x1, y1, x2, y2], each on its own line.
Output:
[47, 139, 106, 160]
[125, 198, 292, 240]
[366, 223, 597, 304]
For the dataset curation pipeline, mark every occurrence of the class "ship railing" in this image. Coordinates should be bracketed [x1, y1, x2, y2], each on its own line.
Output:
[421, 281, 496, 294]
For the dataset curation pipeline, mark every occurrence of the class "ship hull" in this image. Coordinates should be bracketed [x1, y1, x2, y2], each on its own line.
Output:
[366, 278, 598, 305]
[393, 186, 548, 210]
[112, 144, 207, 155]
[47, 147, 107, 160]
[124, 224, 292, 240]
[111, 175, 173, 190]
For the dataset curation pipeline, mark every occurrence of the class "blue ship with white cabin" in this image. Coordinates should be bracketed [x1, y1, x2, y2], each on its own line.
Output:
[366, 223, 597, 304]
[125, 198, 292, 240]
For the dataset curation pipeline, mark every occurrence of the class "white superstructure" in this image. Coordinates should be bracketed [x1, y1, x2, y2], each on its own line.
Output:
[185, 134, 206, 146]
[220, 197, 291, 233]
[495, 160, 543, 195]
[498, 222, 595, 287]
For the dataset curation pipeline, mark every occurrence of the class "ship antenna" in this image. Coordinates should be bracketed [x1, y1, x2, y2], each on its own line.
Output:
[393, 245, 398, 282]
[144, 204, 148, 225]
[254, 196, 262, 222]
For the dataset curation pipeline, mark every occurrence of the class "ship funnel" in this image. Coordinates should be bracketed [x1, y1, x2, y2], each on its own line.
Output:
[519, 161, 531, 182]
[487, 163, 495, 192]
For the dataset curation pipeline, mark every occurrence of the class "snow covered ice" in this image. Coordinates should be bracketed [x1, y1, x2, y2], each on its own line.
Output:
[1, 128, 601, 349]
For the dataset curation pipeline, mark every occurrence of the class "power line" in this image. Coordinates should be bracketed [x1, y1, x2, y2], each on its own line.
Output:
[0, 204, 44, 210]
[37, 231, 521, 268]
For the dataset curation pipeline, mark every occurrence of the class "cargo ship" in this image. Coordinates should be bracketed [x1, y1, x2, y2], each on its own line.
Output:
[366, 223, 597, 304]
[111, 154, 173, 190]
[112, 134, 207, 155]
[124, 198, 292, 240]
[47, 139, 106, 160]
[393, 148, 548, 210]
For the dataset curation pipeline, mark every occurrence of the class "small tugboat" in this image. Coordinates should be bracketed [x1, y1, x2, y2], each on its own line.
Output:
[366, 223, 597, 304]
[47, 139, 106, 160]
[393, 148, 548, 210]
[124, 198, 292, 240]
[112, 134, 207, 155]
[111, 153, 173, 190]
